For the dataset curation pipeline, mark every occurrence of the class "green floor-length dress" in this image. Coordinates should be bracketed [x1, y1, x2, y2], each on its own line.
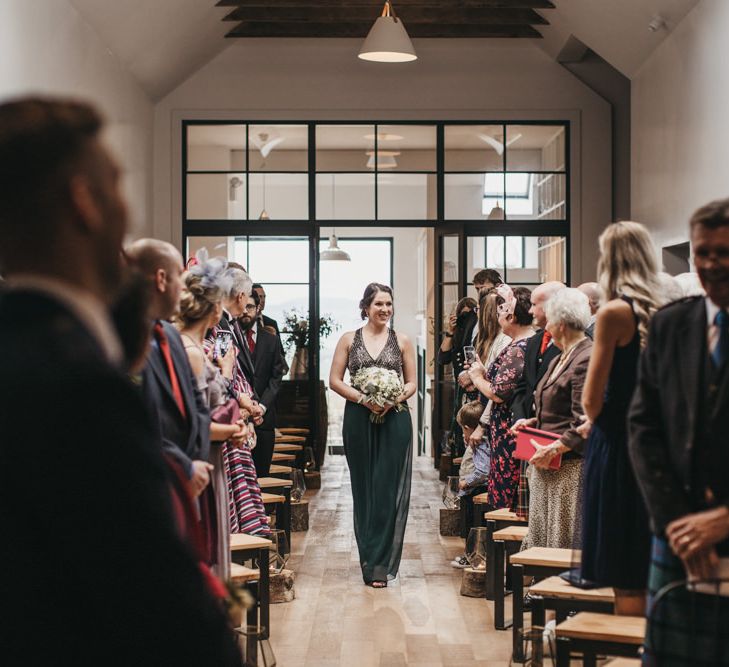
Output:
[343, 327, 413, 584]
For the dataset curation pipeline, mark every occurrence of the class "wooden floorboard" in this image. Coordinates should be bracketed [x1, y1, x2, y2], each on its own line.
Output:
[269, 455, 513, 666]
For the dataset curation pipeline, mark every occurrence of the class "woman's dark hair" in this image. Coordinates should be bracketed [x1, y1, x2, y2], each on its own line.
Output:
[455, 296, 477, 317]
[495, 285, 532, 326]
[359, 282, 394, 320]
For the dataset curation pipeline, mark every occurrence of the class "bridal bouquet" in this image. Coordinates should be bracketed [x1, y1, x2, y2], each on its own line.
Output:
[352, 366, 407, 424]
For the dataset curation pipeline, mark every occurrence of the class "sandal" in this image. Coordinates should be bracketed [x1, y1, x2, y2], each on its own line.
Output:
[370, 581, 387, 588]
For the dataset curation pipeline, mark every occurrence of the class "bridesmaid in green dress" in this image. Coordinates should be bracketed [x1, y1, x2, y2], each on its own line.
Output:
[329, 283, 417, 588]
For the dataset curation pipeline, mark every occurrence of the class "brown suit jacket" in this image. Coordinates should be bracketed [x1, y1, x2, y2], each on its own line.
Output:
[534, 337, 592, 454]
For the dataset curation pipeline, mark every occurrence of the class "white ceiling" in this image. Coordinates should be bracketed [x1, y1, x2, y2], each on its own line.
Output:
[68, 0, 702, 101]
[536, 0, 701, 78]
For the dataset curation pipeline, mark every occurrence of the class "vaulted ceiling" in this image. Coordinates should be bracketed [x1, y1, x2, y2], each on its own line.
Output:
[68, 0, 701, 101]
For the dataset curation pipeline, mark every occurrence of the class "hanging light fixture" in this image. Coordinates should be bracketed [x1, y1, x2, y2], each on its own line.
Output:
[358, 1, 417, 63]
[488, 202, 505, 220]
[365, 150, 399, 170]
[258, 172, 270, 220]
[321, 175, 351, 261]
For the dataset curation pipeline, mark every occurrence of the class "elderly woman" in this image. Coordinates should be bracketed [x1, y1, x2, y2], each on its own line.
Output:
[513, 288, 593, 549]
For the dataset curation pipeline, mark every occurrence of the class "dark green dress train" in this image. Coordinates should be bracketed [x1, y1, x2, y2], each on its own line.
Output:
[344, 327, 413, 584]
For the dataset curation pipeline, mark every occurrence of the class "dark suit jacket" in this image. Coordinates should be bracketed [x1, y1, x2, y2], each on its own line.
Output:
[511, 330, 561, 423]
[219, 312, 257, 393]
[0, 290, 240, 666]
[251, 326, 286, 430]
[629, 296, 729, 535]
[437, 311, 478, 377]
[141, 320, 210, 477]
[534, 337, 592, 454]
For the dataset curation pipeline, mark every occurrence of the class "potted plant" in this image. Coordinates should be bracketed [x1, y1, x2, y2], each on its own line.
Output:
[283, 309, 339, 379]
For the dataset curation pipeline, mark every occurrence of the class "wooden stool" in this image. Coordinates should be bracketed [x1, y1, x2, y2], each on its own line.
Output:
[275, 435, 306, 444]
[304, 470, 321, 489]
[291, 499, 309, 531]
[521, 576, 615, 665]
[555, 612, 645, 667]
[272, 453, 296, 464]
[439, 454, 452, 482]
[483, 508, 527, 599]
[472, 493, 490, 528]
[270, 569, 295, 604]
[261, 492, 290, 545]
[269, 464, 293, 479]
[460, 566, 487, 598]
[439, 508, 460, 536]
[489, 526, 528, 629]
[273, 443, 303, 453]
[278, 428, 309, 436]
[451, 456, 463, 476]
[605, 660, 641, 666]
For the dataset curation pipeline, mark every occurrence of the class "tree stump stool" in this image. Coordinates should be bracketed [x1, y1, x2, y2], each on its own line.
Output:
[460, 567, 487, 598]
[304, 471, 321, 489]
[291, 499, 309, 532]
[439, 508, 461, 536]
[439, 455, 452, 482]
[270, 569, 295, 604]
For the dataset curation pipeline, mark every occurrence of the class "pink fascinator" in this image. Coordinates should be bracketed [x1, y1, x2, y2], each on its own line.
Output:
[496, 283, 516, 316]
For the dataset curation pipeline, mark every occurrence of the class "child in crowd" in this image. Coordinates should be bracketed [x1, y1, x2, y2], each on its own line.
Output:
[451, 400, 491, 568]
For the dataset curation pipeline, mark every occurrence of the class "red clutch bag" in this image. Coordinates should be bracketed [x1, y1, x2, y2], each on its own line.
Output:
[514, 426, 562, 470]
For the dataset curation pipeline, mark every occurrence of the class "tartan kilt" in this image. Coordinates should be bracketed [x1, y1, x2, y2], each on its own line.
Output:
[643, 536, 729, 666]
[515, 459, 529, 520]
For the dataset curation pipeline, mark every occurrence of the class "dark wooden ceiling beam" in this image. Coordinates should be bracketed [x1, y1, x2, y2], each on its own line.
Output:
[223, 7, 548, 24]
[225, 21, 543, 38]
[218, 0, 554, 8]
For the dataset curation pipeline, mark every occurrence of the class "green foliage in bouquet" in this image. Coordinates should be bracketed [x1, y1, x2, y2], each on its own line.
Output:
[283, 309, 339, 351]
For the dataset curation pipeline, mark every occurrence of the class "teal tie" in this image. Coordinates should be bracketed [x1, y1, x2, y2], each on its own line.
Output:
[712, 309, 729, 368]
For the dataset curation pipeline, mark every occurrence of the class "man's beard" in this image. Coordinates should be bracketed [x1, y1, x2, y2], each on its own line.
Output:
[238, 315, 254, 330]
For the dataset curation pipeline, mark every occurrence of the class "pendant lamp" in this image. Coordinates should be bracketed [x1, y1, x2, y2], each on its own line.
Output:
[488, 202, 505, 220]
[259, 173, 270, 220]
[320, 175, 351, 261]
[358, 1, 417, 63]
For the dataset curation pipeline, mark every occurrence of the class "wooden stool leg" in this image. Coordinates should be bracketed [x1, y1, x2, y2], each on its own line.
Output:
[245, 583, 258, 667]
[531, 596, 546, 666]
[512, 563, 525, 663]
[556, 636, 571, 667]
[493, 540, 511, 630]
[485, 519, 496, 600]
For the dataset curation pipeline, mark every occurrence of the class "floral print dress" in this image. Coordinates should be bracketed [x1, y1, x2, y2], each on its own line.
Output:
[480, 338, 528, 510]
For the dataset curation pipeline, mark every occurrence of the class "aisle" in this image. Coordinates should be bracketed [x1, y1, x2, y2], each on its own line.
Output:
[269, 455, 512, 666]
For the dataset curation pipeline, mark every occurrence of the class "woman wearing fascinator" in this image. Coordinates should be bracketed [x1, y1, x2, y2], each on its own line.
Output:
[465, 285, 534, 512]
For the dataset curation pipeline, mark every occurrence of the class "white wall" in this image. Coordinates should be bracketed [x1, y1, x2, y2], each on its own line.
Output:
[632, 0, 729, 256]
[153, 38, 613, 284]
[0, 0, 153, 234]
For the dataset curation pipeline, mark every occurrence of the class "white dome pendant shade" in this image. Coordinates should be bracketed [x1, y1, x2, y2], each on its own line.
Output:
[358, 1, 417, 63]
[321, 233, 351, 262]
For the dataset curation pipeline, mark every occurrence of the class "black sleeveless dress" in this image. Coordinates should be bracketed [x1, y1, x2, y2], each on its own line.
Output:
[344, 328, 413, 584]
[579, 297, 651, 589]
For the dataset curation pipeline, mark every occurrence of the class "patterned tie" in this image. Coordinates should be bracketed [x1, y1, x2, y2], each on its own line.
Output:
[246, 328, 256, 354]
[713, 310, 729, 368]
[153, 322, 187, 419]
[539, 330, 553, 356]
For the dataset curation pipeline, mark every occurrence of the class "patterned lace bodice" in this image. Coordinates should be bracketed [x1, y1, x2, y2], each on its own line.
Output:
[348, 327, 403, 377]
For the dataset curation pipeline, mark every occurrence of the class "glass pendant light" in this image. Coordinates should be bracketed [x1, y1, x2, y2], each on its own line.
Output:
[258, 173, 270, 220]
[320, 175, 351, 261]
[358, 1, 417, 63]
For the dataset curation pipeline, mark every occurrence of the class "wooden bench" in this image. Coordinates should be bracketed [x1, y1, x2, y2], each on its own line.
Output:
[555, 612, 645, 667]
[229, 533, 272, 656]
[272, 453, 296, 463]
[257, 477, 293, 490]
[605, 660, 641, 667]
[483, 508, 526, 599]
[269, 463, 293, 478]
[275, 434, 307, 444]
[230, 562, 260, 585]
[278, 427, 309, 436]
[518, 576, 615, 665]
[490, 527, 530, 629]
[261, 492, 291, 545]
[273, 443, 303, 453]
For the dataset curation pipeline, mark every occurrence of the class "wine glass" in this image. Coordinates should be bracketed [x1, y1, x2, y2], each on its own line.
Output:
[442, 476, 460, 510]
[290, 469, 306, 503]
[465, 527, 488, 570]
[269, 529, 289, 574]
[302, 446, 317, 472]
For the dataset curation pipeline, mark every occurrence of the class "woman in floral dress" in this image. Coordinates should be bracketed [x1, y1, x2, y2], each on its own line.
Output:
[466, 285, 534, 510]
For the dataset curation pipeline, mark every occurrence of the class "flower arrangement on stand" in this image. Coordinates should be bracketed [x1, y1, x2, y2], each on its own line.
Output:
[283, 309, 339, 379]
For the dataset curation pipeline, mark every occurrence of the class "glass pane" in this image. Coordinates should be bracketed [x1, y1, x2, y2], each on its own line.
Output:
[503, 173, 566, 220]
[265, 284, 309, 377]
[377, 173, 435, 220]
[247, 237, 309, 284]
[442, 235, 459, 283]
[316, 125, 375, 171]
[248, 173, 308, 220]
[187, 124, 246, 171]
[376, 124, 436, 172]
[315, 173, 375, 220]
[186, 173, 245, 220]
[445, 173, 497, 220]
[505, 125, 566, 172]
[186, 236, 237, 265]
[536, 236, 567, 283]
[444, 125, 504, 172]
[442, 285, 459, 330]
[248, 124, 308, 172]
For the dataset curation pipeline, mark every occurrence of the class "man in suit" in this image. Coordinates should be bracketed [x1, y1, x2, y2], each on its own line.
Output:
[239, 290, 286, 476]
[577, 282, 601, 339]
[252, 282, 280, 335]
[511, 281, 565, 423]
[629, 199, 729, 664]
[127, 239, 214, 499]
[0, 97, 240, 665]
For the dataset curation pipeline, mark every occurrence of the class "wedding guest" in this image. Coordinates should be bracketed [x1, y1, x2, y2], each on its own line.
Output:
[473, 268, 504, 296]
[577, 282, 601, 339]
[466, 286, 534, 510]
[513, 288, 592, 549]
[580, 221, 666, 616]
[0, 96, 240, 665]
[630, 200, 729, 663]
[252, 282, 286, 366]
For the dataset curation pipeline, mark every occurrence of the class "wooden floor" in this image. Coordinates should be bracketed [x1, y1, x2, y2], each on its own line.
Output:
[269, 455, 513, 666]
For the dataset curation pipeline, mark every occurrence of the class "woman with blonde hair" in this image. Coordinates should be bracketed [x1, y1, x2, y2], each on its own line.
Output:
[579, 221, 667, 614]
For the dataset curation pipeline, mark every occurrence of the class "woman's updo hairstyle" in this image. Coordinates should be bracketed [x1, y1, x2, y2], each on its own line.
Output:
[495, 285, 532, 326]
[359, 282, 394, 320]
[177, 249, 227, 327]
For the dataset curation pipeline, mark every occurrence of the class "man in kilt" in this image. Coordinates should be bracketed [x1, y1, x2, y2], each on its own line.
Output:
[629, 198, 729, 666]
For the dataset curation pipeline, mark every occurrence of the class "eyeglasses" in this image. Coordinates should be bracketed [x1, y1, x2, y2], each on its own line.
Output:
[244, 304, 258, 312]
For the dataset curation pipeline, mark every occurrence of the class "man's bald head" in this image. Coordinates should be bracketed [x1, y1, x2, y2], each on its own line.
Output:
[577, 282, 601, 315]
[125, 239, 184, 321]
[529, 281, 565, 329]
